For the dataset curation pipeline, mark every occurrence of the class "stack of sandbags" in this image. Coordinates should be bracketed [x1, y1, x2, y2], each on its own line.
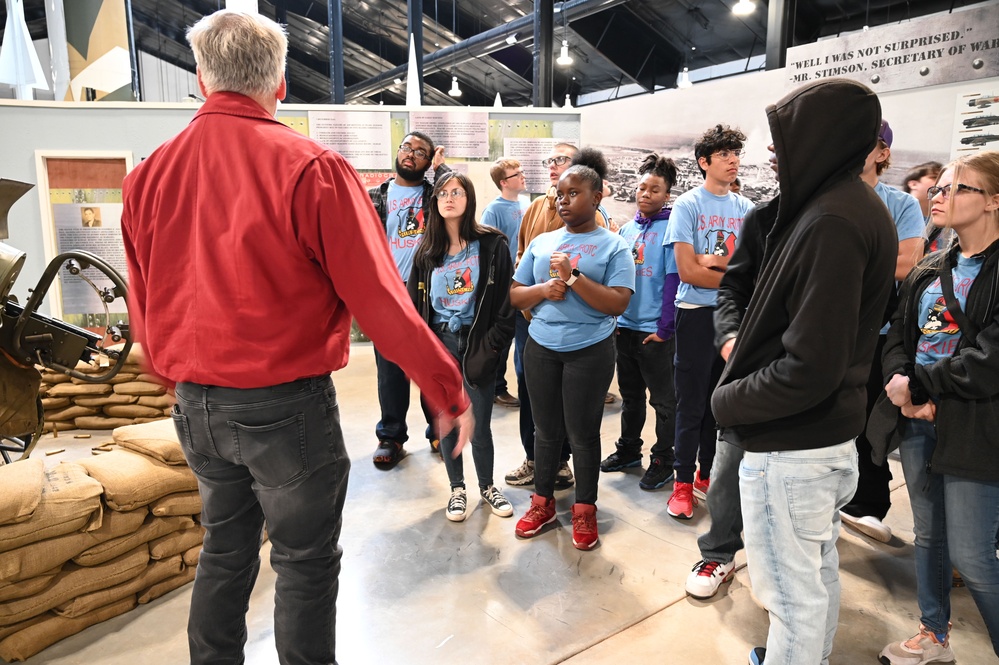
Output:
[37, 344, 175, 432]
[0, 423, 204, 662]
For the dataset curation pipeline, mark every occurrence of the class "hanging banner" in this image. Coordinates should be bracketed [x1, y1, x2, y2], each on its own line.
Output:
[64, 0, 134, 101]
[784, 4, 999, 94]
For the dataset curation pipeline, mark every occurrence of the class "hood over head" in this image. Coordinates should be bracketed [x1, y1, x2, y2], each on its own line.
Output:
[767, 78, 881, 229]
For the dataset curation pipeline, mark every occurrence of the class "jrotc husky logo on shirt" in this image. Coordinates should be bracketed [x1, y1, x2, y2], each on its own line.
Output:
[632, 242, 646, 265]
[398, 205, 425, 237]
[709, 230, 737, 257]
[550, 254, 581, 278]
[920, 297, 960, 335]
[447, 268, 474, 295]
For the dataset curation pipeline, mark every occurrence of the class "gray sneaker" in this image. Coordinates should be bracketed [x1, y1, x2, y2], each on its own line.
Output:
[555, 461, 575, 489]
[446, 487, 467, 522]
[879, 625, 955, 664]
[505, 459, 535, 486]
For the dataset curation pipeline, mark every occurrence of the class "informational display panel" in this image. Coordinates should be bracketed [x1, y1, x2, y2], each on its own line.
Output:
[308, 110, 392, 170]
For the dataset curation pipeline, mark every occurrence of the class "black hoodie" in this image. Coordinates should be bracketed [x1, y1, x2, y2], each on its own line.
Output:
[710, 78, 897, 452]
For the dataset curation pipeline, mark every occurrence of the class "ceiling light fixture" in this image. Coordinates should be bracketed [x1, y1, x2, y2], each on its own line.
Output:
[677, 67, 692, 89]
[506, 33, 517, 45]
[557, 40, 574, 66]
[732, 0, 756, 16]
[448, 75, 462, 97]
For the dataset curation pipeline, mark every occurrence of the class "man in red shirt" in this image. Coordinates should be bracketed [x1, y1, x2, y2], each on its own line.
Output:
[121, 10, 470, 664]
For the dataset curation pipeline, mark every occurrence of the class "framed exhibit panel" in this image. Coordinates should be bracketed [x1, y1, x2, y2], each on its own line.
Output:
[34, 150, 133, 327]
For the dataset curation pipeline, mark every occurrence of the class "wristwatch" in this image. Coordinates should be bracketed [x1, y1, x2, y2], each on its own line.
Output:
[565, 268, 581, 287]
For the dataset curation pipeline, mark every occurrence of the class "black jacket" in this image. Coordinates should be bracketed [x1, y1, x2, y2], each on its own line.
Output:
[867, 241, 999, 481]
[710, 79, 897, 452]
[407, 232, 516, 388]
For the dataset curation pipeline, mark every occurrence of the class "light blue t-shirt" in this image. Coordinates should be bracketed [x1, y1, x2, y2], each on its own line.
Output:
[877, 181, 929, 334]
[664, 186, 753, 307]
[480, 197, 522, 265]
[385, 182, 426, 280]
[915, 253, 983, 366]
[514, 227, 635, 352]
[429, 240, 480, 331]
[617, 216, 674, 333]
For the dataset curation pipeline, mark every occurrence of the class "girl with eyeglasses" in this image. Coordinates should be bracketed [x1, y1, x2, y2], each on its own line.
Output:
[869, 151, 999, 662]
[509, 156, 635, 550]
[408, 172, 516, 523]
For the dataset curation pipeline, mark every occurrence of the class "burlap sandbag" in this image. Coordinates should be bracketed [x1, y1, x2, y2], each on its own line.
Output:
[0, 459, 44, 526]
[0, 614, 46, 643]
[135, 417, 169, 424]
[107, 372, 139, 385]
[0, 464, 103, 554]
[77, 450, 197, 511]
[0, 570, 59, 604]
[74, 416, 135, 430]
[43, 405, 100, 422]
[39, 397, 70, 410]
[73, 515, 193, 567]
[0, 596, 137, 662]
[54, 555, 183, 618]
[0, 545, 148, 626]
[45, 383, 112, 397]
[137, 394, 175, 409]
[137, 565, 195, 604]
[113, 381, 166, 397]
[183, 544, 201, 567]
[150, 491, 202, 517]
[112, 419, 187, 466]
[42, 422, 75, 433]
[0, 508, 146, 587]
[149, 526, 205, 561]
[103, 404, 165, 419]
[135, 373, 166, 385]
[39, 372, 70, 384]
[74, 394, 138, 407]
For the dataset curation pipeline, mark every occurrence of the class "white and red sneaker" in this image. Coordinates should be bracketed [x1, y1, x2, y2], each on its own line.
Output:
[667, 482, 697, 519]
[693, 469, 710, 500]
[515, 494, 556, 538]
[571, 503, 599, 550]
[685, 559, 735, 599]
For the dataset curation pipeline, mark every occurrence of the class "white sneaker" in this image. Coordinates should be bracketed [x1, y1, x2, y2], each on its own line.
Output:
[555, 461, 575, 489]
[879, 624, 955, 664]
[840, 511, 892, 543]
[446, 487, 467, 522]
[685, 559, 736, 599]
[480, 485, 514, 517]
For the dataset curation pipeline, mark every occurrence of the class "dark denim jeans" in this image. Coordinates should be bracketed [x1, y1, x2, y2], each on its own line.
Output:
[435, 328, 496, 489]
[524, 334, 616, 504]
[514, 314, 570, 463]
[673, 307, 724, 484]
[614, 327, 676, 463]
[900, 418, 999, 654]
[373, 344, 434, 444]
[172, 376, 349, 665]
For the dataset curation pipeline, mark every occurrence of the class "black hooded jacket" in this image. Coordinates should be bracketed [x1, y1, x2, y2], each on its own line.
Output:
[710, 79, 897, 452]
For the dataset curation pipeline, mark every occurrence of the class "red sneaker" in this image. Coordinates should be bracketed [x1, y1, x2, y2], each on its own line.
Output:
[667, 482, 697, 519]
[571, 503, 599, 550]
[515, 494, 556, 538]
[693, 469, 710, 500]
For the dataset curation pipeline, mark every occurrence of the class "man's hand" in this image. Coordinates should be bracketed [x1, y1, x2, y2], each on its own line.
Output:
[642, 333, 664, 344]
[720, 337, 736, 361]
[542, 278, 568, 301]
[885, 374, 912, 408]
[550, 252, 572, 281]
[901, 401, 936, 422]
[436, 405, 474, 458]
[432, 146, 446, 170]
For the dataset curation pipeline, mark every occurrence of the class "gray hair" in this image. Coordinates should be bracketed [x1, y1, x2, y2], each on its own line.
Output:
[187, 10, 287, 98]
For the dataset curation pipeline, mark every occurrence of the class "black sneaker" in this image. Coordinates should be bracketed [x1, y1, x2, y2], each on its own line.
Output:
[749, 647, 766, 664]
[639, 456, 675, 490]
[600, 450, 641, 472]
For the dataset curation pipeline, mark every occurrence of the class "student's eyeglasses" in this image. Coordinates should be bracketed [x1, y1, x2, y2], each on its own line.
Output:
[541, 155, 572, 168]
[712, 149, 745, 160]
[398, 144, 430, 160]
[501, 171, 524, 181]
[927, 183, 987, 200]
[436, 188, 467, 200]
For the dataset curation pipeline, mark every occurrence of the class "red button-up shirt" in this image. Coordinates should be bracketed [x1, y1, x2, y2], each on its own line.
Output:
[121, 92, 468, 417]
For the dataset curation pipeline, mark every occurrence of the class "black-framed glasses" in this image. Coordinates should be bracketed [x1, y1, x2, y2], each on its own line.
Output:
[928, 183, 987, 200]
[541, 155, 572, 168]
[712, 149, 745, 160]
[500, 171, 524, 181]
[398, 144, 430, 160]
[436, 188, 467, 200]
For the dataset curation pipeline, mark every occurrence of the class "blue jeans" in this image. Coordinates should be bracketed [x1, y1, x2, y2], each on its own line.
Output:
[614, 327, 676, 462]
[524, 334, 615, 504]
[900, 418, 999, 655]
[172, 376, 349, 665]
[514, 314, 570, 463]
[740, 440, 858, 665]
[435, 328, 496, 490]
[373, 345, 435, 444]
[697, 438, 744, 564]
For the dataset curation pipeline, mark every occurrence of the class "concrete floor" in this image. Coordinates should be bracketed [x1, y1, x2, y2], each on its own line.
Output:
[15, 342, 997, 664]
